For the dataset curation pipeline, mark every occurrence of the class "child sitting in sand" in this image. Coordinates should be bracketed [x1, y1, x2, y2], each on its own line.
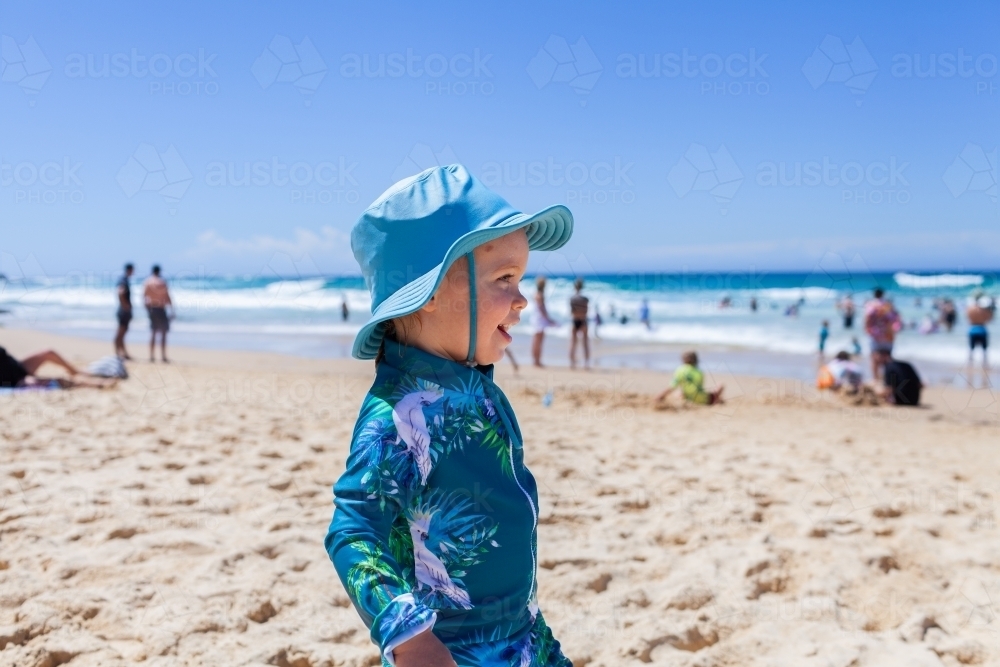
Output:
[325, 166, 573, 667]
[817, 351, 863, 393]
[654, 351, 724, 406]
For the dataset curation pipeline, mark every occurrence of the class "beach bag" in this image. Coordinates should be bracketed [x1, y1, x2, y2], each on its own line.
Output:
[87, 356, 128, 379]
[884, 360, 921, 406]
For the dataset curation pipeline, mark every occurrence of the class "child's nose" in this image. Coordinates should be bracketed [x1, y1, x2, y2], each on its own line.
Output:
[513, 288, 528, 311]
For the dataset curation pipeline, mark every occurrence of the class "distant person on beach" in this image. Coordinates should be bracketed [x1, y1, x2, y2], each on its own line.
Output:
[654, 351, 724, 406]
[874, 349, 922, 407]
[593, 305, 602, 339]
[639, 298, 651, 330]
[940, 298, 957, 332]
[750, 297, 758, 312]
[966, 293, 994, 368]
[838, 294, 855, 329]
[531, 275, 556, 367]
[505, 348, 519, 372]
[817, 351, 863, 393]
[864, 288, 901, 381]
[851, 337, 862, 356]
[114, 263, 134, 359]
[569, 277, 590, 369]
[341, 297, 349, 322]
[818, 320, 829, 356]
[0, 346, 115, 389]
[143, 265, 174, 363]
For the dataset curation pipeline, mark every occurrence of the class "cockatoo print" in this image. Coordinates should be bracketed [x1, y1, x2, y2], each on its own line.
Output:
[408, 510, 473, 609]
[393, 385, 443, 486]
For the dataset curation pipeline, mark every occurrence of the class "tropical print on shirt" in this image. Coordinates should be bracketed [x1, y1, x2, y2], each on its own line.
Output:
[326, 340, 569, 667]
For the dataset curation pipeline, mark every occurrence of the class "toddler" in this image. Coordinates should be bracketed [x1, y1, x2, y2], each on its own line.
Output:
[326, 165, 574, 667]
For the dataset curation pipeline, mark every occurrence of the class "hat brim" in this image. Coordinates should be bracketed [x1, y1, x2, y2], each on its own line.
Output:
[352, 204, 573, 359]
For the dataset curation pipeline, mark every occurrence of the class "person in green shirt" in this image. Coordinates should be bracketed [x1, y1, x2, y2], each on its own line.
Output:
[654, 351, 724, 406]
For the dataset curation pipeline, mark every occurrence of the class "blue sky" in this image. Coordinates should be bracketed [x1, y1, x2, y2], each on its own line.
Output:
[1, 0, 997, 280]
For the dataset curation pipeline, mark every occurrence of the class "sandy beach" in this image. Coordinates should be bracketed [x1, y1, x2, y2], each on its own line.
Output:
[1, 328, 998, 667]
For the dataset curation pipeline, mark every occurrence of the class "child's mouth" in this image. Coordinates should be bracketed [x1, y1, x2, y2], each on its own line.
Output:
[497, 322, 512, 342]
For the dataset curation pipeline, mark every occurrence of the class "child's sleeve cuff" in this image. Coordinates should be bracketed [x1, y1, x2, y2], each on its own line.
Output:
[375, 593, 438, 666]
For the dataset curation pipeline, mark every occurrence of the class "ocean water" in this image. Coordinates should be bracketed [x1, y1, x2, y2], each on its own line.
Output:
[1, 271, 995, 381]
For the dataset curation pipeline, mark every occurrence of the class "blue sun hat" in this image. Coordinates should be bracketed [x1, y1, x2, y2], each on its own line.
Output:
[351, 164, 573, 362]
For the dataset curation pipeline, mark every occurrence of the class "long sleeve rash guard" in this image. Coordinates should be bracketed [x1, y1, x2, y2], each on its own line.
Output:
[325, 339, 569, 667]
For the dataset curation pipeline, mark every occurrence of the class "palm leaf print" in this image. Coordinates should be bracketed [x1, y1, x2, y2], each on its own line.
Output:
[345, 539, 405, 608]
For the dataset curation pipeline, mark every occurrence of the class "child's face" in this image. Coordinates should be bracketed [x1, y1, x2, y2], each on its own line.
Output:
[416, 229, 529, 365]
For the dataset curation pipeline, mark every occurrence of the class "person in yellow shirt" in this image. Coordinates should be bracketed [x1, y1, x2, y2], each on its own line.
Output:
[654, 351, 724, 406]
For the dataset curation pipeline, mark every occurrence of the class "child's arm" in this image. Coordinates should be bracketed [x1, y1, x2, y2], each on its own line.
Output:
[654, 386, 675, 403]
[326, 401, 442, 665]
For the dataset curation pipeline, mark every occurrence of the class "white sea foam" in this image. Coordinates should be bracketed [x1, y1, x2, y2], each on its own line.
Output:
[0, 274, 991, 371]
[894, 272, 985, 289]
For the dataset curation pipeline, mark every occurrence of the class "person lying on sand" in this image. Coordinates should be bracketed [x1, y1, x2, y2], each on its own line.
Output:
[0, 346, 117, 389]
[654, 350, 724, 406]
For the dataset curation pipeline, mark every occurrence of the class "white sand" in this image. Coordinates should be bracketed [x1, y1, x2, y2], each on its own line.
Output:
[1, 329, 998, 666]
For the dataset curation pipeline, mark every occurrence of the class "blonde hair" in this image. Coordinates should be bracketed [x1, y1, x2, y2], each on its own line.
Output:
[375, 314, 423, 365]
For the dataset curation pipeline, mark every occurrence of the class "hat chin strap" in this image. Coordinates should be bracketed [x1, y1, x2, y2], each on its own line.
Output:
[464, 251, 477, 366]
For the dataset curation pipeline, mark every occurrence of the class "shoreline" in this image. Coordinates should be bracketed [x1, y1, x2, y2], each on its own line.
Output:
[2, 326, 998, 431]
[2, 320, 991, 389]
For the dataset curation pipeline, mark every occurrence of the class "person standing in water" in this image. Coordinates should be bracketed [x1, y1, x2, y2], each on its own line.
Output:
[114, 263, 134, 359]
[967, 293, 994, 370]
[639, 298, 652, 330]
[864, 288, 901, 381]
[143, 265, 174, 363]
[569, 278, 590, 369]
[531, 276, 557, 367]
[838, 294, 856, 329]
[819, 320, 830, 358]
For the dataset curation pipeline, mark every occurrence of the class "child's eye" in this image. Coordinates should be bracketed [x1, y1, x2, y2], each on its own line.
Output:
[498, 273, 514, 283]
